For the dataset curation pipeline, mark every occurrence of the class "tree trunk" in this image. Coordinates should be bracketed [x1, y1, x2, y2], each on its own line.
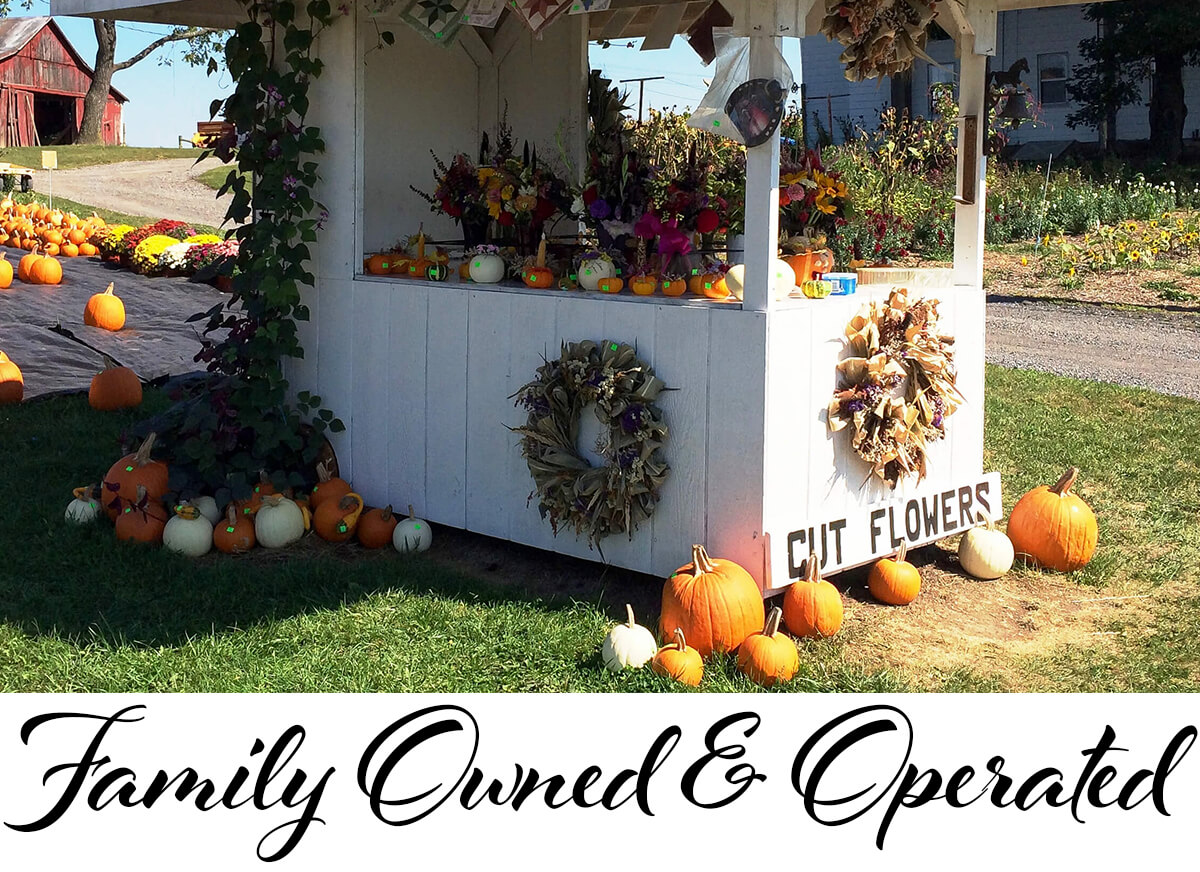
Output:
[1148, 51, 1187, 164]
[78, 20, 117, 145]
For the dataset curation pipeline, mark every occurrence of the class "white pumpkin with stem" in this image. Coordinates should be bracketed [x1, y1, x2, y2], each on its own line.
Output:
[65, 485, 102, 525]
[958, 510, 1015, 580]
[255, 494, 307, 548]
[601, 603, 658, 671]
[393, 504, 432, 553]
[468, 248, 506, 284]
[163, 502, 214, 557]
[191, 495, 221, 527]
[577, 254, 615, 291]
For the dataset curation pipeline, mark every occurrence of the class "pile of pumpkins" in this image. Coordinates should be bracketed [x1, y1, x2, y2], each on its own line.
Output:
[602, 467, 1098, 689]
[0, 198, 103, 260]
[65, 434, 434, 557]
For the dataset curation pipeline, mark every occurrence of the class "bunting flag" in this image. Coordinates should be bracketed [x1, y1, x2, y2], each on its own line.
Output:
[462, 0, 504, 28]
[568, 0, 610, 13]
[511, 0, 572, 36]
[399, 0, 469, 45]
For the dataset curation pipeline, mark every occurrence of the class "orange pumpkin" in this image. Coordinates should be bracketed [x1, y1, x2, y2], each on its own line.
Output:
[213, 504, 256, 554]
[701, 272, 729, 300]
[89, 357, 142, 411]
[597, 276, 624, 293]
[102, 432, 169, 520]
[522, 266, 554, 288]
[17, 248, 40, 283]
[660, 543, 765, 658]
[651, 628, 704, 686]
[0, 350, 23, 403]
[78, 242, 98, 257]
[0, 252, 10, 288]
[60, 242, 79, 258]
[867, 541, 921, 605]
[310, 459, 350, 511]
[366, 253, 392, 275]
[630, 276, 656, 296]
[313, 492, 364, 543]
[736, 607, 799, 687]
[83, 282, 125, 331]
[30, 254, 62, 285]
[357, 504, 399, 549]
[1007, 467, 1098, 571]
[781, 554, 843, 638]
[236, 471, 278, 517]
[660, 278, 686, 297]
[114, 484, 168, 544]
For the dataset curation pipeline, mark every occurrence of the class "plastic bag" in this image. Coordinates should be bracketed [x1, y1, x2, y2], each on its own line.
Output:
[687, 29, 794, 147]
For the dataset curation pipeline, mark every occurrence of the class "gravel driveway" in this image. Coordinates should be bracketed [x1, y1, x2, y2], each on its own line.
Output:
[986, 297, 1200, 399]
[30, 157, 235, 229]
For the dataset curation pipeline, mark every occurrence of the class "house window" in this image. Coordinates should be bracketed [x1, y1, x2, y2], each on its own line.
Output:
[928, 61, 958, 114]
[1039, 53, 1069, 104]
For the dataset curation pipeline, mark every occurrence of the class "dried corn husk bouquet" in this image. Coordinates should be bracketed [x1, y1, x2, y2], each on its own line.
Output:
[828, 290, 963, 485]
[821, 0, 940, 82]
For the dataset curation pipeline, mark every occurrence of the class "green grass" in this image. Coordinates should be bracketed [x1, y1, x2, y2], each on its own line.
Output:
[1141, 278, 1198, 302]
[0, 145, 197, 171]
[1, 365, 1198, 692]
[195, 164, 251, 195]
[1183, 265, 1200, 278]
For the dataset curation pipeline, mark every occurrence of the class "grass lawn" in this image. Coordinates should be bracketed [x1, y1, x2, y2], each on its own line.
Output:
[195, 165, 251, 195]
[0, 145, 197, 171]
[0, 366, 1196, 692]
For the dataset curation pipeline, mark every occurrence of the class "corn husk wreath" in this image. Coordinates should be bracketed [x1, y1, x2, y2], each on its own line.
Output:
[828, 290, 963, 485]
[821, 0, 940, 82]
[512, 340, 669, 546]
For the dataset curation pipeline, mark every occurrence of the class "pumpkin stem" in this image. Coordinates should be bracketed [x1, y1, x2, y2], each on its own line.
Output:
[380, 504, 394, 522]
[133, 432, 157, 467]
[805, 552, 822, 584]
[1050, 467, 1079, 496]
[763, 607, 783, 638]
[316, 460, 331, 483]
[225, 504, 239, 525]
[974, 509, 994, 530]
[624, 603, 636, 629]
[691, 544, 716, 575]
[408, 503, 416, 520]
[103, 282, 115, 296]
[896, 541, 908, 563]
[673, 627, 687, 651]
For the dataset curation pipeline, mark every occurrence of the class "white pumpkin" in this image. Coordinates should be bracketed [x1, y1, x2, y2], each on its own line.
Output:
[468, 253, 506, 284]
[601, 604, 658, 671]
[577, 256, 616, 291]
[958, 512, 1015, 580]
[721, 260, 796, 301]
[255, 494, 306, 548]
[163, 503, 214, 557]
[65, 485, 102, 525]
[191, 495, 221, 526]
[393, 504, 432, 553]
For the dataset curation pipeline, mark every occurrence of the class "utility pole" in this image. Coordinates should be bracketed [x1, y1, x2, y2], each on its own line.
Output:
[619, 76, 665, 124]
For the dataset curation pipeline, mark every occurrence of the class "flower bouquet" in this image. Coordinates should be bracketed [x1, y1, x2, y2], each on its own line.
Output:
[779, 148, 850, 254]
[411, 151, 492, 248]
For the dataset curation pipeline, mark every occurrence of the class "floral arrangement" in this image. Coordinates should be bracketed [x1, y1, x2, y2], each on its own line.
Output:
[820, 0, 939, 83]
[828, 290, 962, 485]
[184, 239, 241, 278]
[779, 148, 850, 251]
[465, 243, 501, 257]
[92, 224, 135, 260]
[132, 234, 183, 275]
[121, 220, 198, 260]
[512, 340, 670, 546]
[184, 234, 224, 245]
[413, 152, 489, 227]
[158, 242, 195, 274]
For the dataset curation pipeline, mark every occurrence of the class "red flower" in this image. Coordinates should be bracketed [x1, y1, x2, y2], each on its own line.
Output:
[582, 185, 599, 205]
[779, 191, 792, 207]
[497, 211, 515, 227]
[534, 197, 556, 222]
[695, 208, 719, 234]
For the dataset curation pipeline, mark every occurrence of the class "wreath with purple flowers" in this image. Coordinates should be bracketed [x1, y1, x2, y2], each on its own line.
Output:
[511, 340, 669, 546]
[828, 290, 963, 485]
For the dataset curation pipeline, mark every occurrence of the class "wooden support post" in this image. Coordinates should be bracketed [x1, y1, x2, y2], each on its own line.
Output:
[741, 0, 782, 312]
[954, 48, 989, 288]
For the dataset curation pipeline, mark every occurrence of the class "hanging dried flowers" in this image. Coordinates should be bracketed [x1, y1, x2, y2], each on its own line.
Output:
[821, 0, 941, 83]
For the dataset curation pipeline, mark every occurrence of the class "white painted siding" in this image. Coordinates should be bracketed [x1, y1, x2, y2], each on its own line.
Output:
[799, 33, 890, 143]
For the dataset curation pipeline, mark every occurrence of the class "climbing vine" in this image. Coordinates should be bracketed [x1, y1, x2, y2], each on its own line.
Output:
[166, 0, 343, 497]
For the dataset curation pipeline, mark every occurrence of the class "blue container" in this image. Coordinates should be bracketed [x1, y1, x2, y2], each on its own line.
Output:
[822, 272, 858, 295]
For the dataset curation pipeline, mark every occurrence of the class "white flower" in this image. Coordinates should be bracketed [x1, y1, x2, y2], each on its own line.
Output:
[158, 242, 195, 272]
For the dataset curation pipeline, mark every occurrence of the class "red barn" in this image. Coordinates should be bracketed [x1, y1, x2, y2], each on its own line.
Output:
[0, 16, 126, 146]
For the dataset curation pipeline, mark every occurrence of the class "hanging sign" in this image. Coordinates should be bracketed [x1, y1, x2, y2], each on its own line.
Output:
[765, 471, 1002, 591]
[399, 0, 469, 46]
[40, 151, 56, 170]
[512, 0, 572, 36]
[462, 0, 504, 28]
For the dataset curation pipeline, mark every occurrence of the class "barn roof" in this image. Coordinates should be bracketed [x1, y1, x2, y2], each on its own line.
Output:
[0, 16, 128, 103]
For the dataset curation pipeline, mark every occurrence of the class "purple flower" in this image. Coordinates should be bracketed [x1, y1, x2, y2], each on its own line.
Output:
[588, 199, 611, 220]
[620, 405, 644, 433]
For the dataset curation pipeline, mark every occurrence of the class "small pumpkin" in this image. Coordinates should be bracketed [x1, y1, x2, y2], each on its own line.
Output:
[237, 470, 278, 517]
[736, 607, 799, 688]
[310, 459, 350, 511]
[0, 350, 23, 404]
[163, 502, 215, 557]
[191, 494, 221, 527]
[781, 554, 843, 638]
[83, 282, 126, 331]
[366, 253, 392, 275]
[114, 485, 168, 545]
[425, 263, 450, 282]
[1007, 467, 1098, 571]
[89, 357, 142, 411]
[214, 504, 257, 554]
[313, 492, 364, 543]
[958, 511, 1015, 580]
[357, 504, 399, 549]
[468, 253, 506, 283]
[522, 236, 555, 289]
[597, 276, 624, 293]
[406, 228, 433, 279]
[659, 277, 686, 297]
[601, 604, 658, 671]
[254, 494, 306, 548]
[65, 484, 103, 525]
[102, 432, 169, 520]
[867, 541, 921, 606]
[801, 279, 833, 299]
[78, 241, 98, 257]
[0, 252, 11, 288]
[660, 543, 764, 658]
[393, 504, 432, 553]
[651, 628, 704, 687]
[17, 247, 40, 282]
[629, 275, 657, 296]
[701, 271, 729, 300]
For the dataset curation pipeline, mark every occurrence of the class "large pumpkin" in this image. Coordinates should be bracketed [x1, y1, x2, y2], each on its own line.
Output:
[313, 492, 364, 543]
[89, 358, 142, 410]
[310, 459, 350, 511]
[102, 432, 169, 520]
[1007, 467, 1098, 571]
[781, 554, 843, 638]
[83, 282, 126, 331]
[0, 350, 23, 404]
[660, 543, 764, 658]
[114, 485, 168, 545]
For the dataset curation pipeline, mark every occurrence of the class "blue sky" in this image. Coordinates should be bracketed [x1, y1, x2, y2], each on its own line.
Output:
[34, 7, 804, 147]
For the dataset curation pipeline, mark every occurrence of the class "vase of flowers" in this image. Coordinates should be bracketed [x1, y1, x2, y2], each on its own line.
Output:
[411, 151, 492, 244]
[779, 148, 849, 275]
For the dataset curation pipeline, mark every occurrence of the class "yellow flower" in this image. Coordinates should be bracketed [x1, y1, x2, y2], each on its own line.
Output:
[1020, 256, 1028, 266]
[500, 185, 515, 201]
[1130, 250, 1141, 261]
[815, 197, 836, 215]
[487, 201, 502, 220]
[477, 168, 495, 182]
[1117, 242, 1127, 252]
[1068, 267, 1076, 277]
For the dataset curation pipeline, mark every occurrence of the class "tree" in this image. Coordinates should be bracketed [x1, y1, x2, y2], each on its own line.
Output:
[79, 20, 226, 144]
[1067, 1, 1200, 163]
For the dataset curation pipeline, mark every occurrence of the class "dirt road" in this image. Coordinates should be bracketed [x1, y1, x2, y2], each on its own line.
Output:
[30, 157, 235, 229]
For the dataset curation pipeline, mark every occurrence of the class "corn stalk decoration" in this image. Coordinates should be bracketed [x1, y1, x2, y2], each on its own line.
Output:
[821, 0, 940, 82]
